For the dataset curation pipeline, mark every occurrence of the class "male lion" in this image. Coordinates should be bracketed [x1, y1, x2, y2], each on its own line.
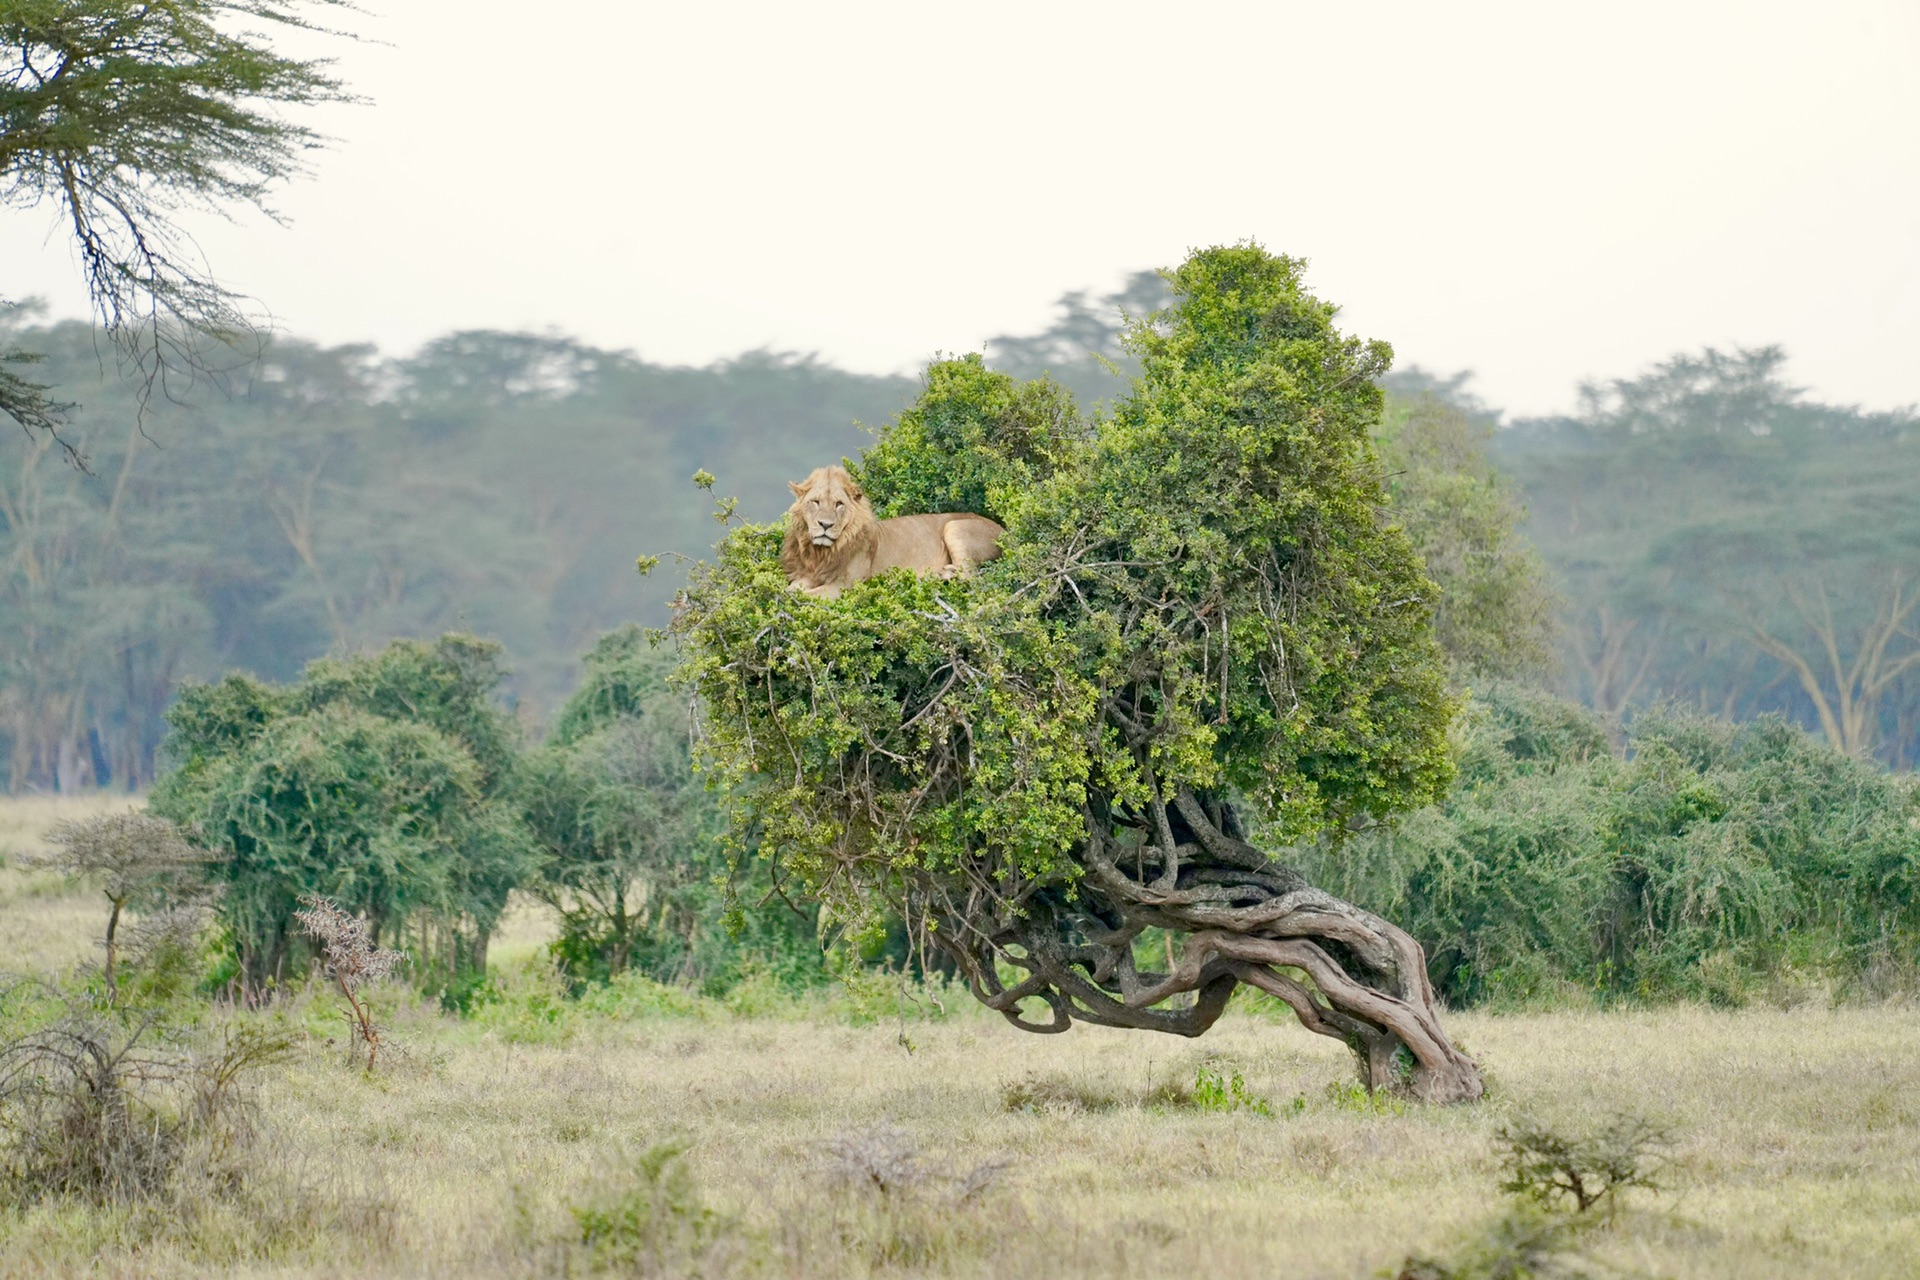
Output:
[781, 465, 1004, 599]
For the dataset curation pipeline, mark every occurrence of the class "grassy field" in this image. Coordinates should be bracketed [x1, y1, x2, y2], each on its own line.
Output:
[2, 795, 1917, 1279]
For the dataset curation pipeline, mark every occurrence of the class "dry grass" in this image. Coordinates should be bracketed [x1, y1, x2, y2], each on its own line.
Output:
[2, 794, 1916, 1278]
[0, 792, 140, 974]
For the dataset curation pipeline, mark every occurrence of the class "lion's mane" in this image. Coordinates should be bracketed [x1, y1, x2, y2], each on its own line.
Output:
[780, 471, 878, 585]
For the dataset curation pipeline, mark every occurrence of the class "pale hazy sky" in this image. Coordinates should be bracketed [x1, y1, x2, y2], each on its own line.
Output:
[5, 0, 1917, 417]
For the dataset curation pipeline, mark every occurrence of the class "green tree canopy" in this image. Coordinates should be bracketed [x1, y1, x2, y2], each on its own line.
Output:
[150, 634, 529, 996]
[1497, 346, 1920, 763]
[1374, 392, 1557, 678]
[678, 245, 1483, 1102]
[2, 0, 352, 458]
[521, 626, 740, 987]
[1302, 681, 1920, 1007]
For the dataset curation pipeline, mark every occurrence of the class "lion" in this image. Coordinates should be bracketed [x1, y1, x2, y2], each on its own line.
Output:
[780, 465, 1004, 599]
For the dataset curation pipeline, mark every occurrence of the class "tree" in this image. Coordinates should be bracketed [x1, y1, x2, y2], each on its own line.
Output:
[34, 810, 212, 1003]
[520, 627, 728, 986]
[2, 0, 352, 461]
[1300, 681, 1920, 1006]
[150, 634, 531, 996]
[0, 310, 917, 793]
[1374, 393, 1557, 678]
[1497, 345, 1920, 764]
[677, 245, 1484, 1103]
[985, 269, 1171, 409]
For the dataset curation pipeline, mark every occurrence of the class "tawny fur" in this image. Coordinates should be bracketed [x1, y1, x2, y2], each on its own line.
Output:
[781, 465, 1004, 600]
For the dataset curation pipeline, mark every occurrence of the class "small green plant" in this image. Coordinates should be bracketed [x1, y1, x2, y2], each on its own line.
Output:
[1194, 1063, 1273, 1116]
[1496, 1112, 1672, 1216]
[1393, 1205, 1581, 1280]
[1394, 1111, 1674, 1278]
[1325, 1077, 1407, 1115]
[568, 1140, 735, 1275]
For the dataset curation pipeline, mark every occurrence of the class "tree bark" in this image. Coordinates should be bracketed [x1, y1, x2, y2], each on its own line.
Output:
[926, 786, 1485, 1105]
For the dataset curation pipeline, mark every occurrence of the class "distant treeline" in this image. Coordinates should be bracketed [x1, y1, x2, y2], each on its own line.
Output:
[0, 317, 911, 791]
[3, 283, 1919, 791]
[1490, 347, 1920, 768]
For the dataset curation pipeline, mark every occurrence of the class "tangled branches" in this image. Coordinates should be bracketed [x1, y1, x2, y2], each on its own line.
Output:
[923, 783, 1483, 1103]
[0, 980, 292, 1204]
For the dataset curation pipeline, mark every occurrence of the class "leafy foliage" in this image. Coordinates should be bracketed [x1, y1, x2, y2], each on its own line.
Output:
[150, 635, 531, 995]
[1497, 345, 1920, 764]
[1297, 681, 1920, 1005]
[676, 246, 1474, 1096]
[1496, 1113, 1671, 1215]
[1, 0, 355, 437]
[682, 246, 1453, 906]
[0, 314, 910, 794]
[520, 625, 821, 990]
[1375, 393, 1557, 677]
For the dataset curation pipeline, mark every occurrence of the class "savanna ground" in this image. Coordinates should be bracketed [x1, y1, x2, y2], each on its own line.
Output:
[2, 795, 1916, 1279]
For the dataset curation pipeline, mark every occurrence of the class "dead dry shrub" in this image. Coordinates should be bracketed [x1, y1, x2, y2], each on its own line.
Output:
[295, 895, 404, 1070]
[821, 1123, 1010, 1203]
[1001, 1072, 1123, 1114]
[803, 1125, 1017, 1270]
[0, 980, 293, 1207]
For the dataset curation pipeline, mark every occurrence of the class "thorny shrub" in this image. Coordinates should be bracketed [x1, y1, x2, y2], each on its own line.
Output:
[814, 1126, 1017, 1270]
[32, 810, 215, 1005]
[0, 980, 293, 1206]
[1496, 1112, 1672, 1216]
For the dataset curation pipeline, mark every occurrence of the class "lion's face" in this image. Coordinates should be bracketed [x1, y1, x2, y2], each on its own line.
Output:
[787, 466, 868, 549]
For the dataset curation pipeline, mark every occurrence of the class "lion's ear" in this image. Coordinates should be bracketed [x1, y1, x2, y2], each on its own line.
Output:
[788, 480, 805, 497]
[848, 486, 865, 502]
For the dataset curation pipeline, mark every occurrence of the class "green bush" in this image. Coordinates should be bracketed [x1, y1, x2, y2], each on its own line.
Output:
[518, 625, 828, 993]
[1297, 682, 1920, 1005]
[151, 635, 531, 997]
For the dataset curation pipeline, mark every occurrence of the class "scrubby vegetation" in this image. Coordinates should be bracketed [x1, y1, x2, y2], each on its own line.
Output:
[4, 238, 1917, 1272]
[2, 829, 1916, 1280]
[1297, 682, 1920, 1006]
[149, 635, 531, 1000]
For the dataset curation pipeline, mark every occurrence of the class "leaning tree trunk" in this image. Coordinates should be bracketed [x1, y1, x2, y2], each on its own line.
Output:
[926, 786, 1484, 1105]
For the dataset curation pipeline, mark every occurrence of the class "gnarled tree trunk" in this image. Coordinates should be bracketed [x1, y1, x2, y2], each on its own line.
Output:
[927, 786, 1484, 1105]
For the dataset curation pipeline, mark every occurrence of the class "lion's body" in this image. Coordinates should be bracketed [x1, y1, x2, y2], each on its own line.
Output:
[781, 465, 1004, 599]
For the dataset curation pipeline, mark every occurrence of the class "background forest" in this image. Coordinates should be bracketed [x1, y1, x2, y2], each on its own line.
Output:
[6, 276, 1918, 793]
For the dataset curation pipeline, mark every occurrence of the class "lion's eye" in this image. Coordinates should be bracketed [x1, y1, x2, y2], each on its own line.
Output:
[835, 501, 845, 510]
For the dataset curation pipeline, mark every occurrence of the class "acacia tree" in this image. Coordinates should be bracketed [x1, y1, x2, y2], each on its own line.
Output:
[1, 0, 353, 461]
[677, 245, 1484, 1103]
